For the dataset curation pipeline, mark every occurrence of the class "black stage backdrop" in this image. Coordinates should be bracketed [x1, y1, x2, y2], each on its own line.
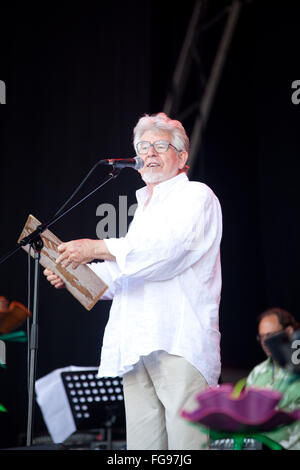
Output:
[0, 1, 299, 446]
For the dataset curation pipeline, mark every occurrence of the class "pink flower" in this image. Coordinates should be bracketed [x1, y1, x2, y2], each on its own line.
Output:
[181, 384, 300, 432]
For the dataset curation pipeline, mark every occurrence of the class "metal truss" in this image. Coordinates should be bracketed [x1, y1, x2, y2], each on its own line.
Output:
[163, 0, 242, 175]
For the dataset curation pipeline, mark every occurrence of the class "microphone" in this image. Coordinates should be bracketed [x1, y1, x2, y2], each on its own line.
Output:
[99, 156, 144, 170]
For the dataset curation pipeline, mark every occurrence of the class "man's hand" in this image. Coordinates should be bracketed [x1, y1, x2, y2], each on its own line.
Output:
[43, 238, 115, 289]
[56, 239, 98, 269]
[43, 268, 65, 289]
[56, 238, 116, 270]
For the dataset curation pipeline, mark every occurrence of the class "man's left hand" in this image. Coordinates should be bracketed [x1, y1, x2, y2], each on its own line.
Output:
[56, 239, 98, 269]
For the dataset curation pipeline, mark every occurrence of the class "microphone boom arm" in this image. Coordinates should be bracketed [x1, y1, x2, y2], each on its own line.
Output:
[0, 167, 121, 266]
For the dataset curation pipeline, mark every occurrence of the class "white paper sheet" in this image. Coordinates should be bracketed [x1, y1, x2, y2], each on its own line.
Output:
[35, 365, 97, 443]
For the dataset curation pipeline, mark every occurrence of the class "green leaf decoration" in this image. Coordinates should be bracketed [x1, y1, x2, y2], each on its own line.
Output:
[0, 331, 27, 342]
[0, 403, 7, 412]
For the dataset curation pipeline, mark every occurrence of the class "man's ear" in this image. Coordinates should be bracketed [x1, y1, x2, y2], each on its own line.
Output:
[178, 151, 188, 169]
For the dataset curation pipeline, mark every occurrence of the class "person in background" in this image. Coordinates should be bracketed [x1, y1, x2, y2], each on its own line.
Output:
[44, 112, 223, 450]
[246, 307, 300, 450]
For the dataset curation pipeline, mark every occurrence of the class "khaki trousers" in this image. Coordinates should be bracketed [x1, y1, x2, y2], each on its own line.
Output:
[122, 350, 208, 450]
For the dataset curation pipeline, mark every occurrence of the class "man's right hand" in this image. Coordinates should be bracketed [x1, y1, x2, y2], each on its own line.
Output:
[43, 268, 65, 289]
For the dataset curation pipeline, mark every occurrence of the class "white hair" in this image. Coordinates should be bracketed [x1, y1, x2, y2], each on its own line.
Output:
[133, 112, 189, 154]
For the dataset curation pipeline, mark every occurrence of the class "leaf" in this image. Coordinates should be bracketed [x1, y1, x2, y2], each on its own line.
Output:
[0, 403, 7, 412]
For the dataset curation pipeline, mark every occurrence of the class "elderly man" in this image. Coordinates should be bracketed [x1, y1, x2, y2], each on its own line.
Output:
[44, 112, 223, 450]
[246, 308, 300, 450]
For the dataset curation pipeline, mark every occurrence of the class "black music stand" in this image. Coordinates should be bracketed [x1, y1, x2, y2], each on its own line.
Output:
[61, 369, 125, 449]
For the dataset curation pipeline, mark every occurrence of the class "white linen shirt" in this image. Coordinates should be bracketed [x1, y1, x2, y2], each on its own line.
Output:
[89, 172, 222, 386]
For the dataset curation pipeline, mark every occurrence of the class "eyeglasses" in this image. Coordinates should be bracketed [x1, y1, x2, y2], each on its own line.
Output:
[256, 329, 285, 343]
[136, 140, 180, 155]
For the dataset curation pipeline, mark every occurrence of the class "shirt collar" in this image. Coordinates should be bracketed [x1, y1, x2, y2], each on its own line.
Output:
[136, 172, 188, 207]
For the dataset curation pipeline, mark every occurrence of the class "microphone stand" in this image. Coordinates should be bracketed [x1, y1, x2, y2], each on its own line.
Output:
[26, 236, 43, 447]
[0, 167, 121, 447]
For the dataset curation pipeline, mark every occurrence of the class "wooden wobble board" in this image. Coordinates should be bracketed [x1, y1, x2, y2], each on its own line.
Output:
[18, 215, 108, 311]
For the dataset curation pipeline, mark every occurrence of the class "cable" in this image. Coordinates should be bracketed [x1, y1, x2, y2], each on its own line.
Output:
[52, 160, 104, 219]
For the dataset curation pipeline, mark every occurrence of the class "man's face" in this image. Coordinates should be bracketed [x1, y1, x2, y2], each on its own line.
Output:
[137, 130, 188, 185]
[257, 314, 285, 357]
